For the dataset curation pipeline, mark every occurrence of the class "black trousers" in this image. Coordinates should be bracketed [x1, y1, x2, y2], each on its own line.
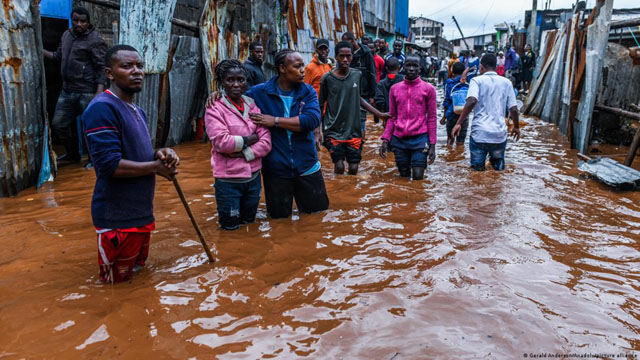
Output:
[262, 170, 330, 219]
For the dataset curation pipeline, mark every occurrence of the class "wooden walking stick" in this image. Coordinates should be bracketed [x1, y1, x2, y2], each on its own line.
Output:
[172, 176, 215, 263]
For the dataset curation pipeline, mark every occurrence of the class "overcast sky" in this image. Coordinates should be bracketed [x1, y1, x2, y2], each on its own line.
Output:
[409, 0, 639, 40]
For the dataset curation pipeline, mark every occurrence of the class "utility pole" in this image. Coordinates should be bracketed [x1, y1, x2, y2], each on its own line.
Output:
[451, 16, 470, 50]
[529, 0, 538, 51]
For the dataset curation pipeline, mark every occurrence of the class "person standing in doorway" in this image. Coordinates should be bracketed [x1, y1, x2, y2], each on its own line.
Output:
[82, 45, 179, 283]
[451, 54, 520, 171]
[245, 41, 266, 88]
[43, 6, 107, 166]
[341, 32, 377, 139]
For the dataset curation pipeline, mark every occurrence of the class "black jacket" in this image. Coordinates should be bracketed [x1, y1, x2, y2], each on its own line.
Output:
[52, 26, 107, 93]
[245, 57, 266, 88]
[374, 74, 404, 112]
[349, 44, 377, 99]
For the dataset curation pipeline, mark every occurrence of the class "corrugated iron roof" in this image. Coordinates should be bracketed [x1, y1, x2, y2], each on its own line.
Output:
[1, 0, 49, 197]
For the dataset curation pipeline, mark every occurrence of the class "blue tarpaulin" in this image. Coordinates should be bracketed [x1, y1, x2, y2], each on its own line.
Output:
[40, 0, 72, 25]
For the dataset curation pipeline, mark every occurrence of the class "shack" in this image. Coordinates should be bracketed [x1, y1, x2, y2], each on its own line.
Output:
[0, 0, 408, 197]
[523, 0, 640, 166]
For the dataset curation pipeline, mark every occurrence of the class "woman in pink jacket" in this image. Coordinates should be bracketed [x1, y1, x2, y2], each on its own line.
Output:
[205, 60, 272, 230]
[378, 54, 437, 180]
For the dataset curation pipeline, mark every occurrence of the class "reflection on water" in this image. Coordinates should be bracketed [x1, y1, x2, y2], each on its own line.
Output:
[1, 96, 640, 357]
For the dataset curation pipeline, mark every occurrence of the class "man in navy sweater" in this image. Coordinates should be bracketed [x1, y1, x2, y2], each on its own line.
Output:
[82, 45, 179, 283]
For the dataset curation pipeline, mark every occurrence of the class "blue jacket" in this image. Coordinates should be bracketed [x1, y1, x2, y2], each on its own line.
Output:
[443, 75, 475, 120]
[246, 76, 321, 178]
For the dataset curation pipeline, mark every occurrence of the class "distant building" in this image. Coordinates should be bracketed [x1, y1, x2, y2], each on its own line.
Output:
[450, 33, 497, 54]
[410, 16, 444, 48]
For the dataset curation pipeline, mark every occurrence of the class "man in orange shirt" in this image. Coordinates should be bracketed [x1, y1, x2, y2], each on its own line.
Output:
[304, 39, 333, 149]
[304, 38, 332, 97]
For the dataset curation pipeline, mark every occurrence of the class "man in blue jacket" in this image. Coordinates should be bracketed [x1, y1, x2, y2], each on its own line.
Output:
[246, 49, 330, 219]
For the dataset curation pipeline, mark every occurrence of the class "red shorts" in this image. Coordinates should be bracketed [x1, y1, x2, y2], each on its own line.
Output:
[96, 224, 154, 283]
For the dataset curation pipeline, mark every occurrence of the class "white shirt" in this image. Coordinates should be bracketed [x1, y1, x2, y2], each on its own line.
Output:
[466, 71, 517, 143]
[440, 60, 448, 72]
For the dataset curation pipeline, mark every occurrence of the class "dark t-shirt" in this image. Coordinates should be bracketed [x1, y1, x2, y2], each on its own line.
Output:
[319, 69, 363, 140]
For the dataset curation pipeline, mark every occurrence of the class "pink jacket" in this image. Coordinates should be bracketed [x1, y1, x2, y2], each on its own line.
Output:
[205, 95, 271, 179]
[381, 77, 438, 145]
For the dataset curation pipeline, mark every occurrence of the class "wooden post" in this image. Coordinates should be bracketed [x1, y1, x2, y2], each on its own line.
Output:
[529, 0, 538, 51]
[624, 126, 640, 167]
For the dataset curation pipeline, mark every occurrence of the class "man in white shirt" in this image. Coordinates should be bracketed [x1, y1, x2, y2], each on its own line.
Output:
[452, 53, 520, 171]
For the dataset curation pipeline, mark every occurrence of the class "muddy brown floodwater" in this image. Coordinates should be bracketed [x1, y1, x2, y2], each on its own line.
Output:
[2, 90, 640, 358]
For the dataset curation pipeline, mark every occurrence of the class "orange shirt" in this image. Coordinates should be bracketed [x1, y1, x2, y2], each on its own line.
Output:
[304, 53, 332, 98]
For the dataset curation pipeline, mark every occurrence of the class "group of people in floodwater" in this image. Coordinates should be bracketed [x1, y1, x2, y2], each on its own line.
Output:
[55, 7, 520, 283]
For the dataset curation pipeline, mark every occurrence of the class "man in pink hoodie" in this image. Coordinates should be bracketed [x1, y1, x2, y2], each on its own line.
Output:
[378, 54, 437, 180]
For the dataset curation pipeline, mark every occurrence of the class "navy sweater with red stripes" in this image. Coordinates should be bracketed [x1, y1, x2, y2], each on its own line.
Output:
[82, 92, 156, 229]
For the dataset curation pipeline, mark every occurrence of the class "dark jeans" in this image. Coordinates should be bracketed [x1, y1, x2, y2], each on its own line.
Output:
[446, 115, 469, 144]
[393, 148, 428, 176]
[469, 137, 507, 171]
[214, 174, 262, 230]
[52, 90, 94, 159]
[262, 170, 329, 219]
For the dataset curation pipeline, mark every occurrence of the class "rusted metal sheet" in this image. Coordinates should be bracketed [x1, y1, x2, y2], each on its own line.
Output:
[166, 36, 203, 147]
[1, 1, 50, 197]
[200, 0, 252, 93]
[119, 0, 178, 74]
[133, 74, 161, 147]
[574, 0, 614, 154]
[287, 0, 365, 63]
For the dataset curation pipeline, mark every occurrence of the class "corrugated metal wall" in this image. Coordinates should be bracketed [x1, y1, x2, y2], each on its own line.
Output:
[166, 36, 204, 147]
[119, 0, 178, 74]
[286, 0, 365, 63]
[120, 0, 178, 146]
[1, 1, 49, 197]
[361, 0, 394, 34]
[200, 0, 252, 92]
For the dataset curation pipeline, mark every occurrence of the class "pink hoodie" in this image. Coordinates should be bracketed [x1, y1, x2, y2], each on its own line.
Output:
[205, 95, 271, 179]
[381, 77, 438, 145]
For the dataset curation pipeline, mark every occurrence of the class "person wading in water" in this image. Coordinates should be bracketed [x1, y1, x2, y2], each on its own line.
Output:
[82, 45, 179, 283]
[207, 49, 329, 219]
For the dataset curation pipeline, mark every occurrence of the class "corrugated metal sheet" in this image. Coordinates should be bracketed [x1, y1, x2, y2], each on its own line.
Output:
[251, 0, 279, 78]
[119, 0, 178, 74]
[574, 0, 614, 154]
[1, 1, 50, 197]
[166, 36, 202, 147]
[579, 157, 640, 189]
[200, 0, 252, 92]
[134, 74, 161, 146]
[360, 0, 394, 34]
[286, 0, 365, 63]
